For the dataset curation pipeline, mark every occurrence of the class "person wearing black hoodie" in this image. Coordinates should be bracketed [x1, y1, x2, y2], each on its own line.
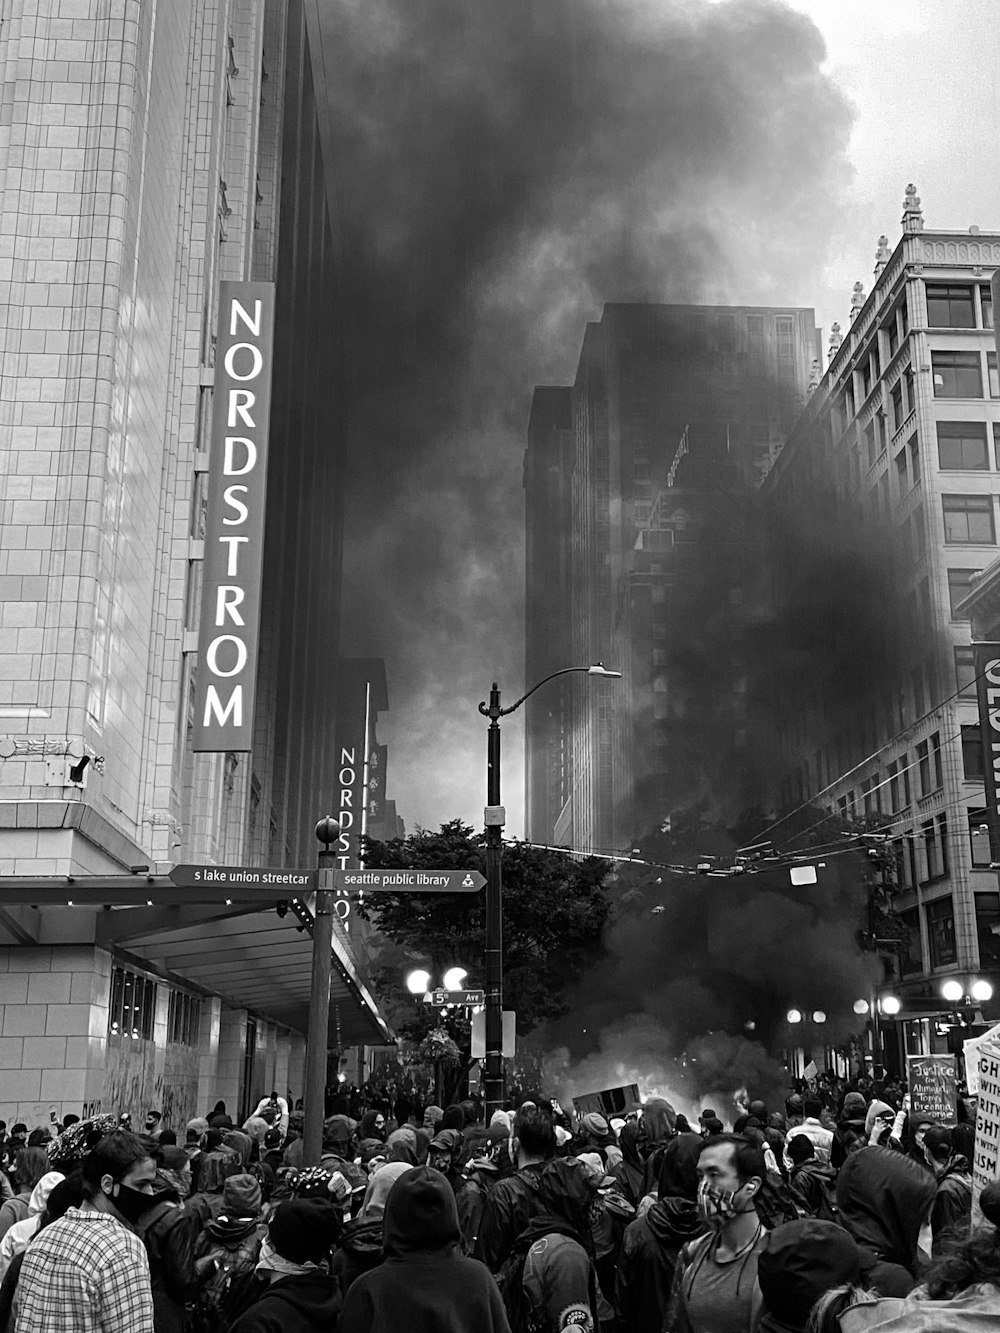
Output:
[786, 1136, 838, 1220]
[834, 1145, 936, 1296]
[229, 1198, 341, 1333]
[338, 1165, 510, 1332]
[611, 1122, 647, 1209]
[616, 1133, 705, 1333]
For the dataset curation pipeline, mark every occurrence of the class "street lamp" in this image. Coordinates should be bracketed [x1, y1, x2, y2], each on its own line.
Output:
[478, 663, 622, 1120]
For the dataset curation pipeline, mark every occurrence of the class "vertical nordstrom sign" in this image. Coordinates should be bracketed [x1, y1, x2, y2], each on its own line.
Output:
[192, 282, 276, 752]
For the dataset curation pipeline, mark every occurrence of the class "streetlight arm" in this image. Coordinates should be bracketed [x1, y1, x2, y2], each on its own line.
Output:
[478, 664, 620, 720]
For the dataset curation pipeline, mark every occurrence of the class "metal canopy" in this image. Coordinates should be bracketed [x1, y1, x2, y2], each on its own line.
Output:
[0, 875, 392, 1046]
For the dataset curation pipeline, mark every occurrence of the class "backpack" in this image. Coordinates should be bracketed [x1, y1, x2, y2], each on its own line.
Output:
[495, 1238, 536, 1333]
[190, 1228, 264, 1333]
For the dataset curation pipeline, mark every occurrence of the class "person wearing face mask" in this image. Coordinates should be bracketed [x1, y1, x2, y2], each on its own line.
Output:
[14, 1129, 157, 1332]
[228, 1197, 341, 1332]
[666, 1134, 768, 1333]
[921, 1125, 972, 1256]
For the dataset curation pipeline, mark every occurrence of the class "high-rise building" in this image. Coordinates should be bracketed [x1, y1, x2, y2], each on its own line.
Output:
[0, 0, 391, 1125]
[762, 188, 1000, 1063]
[525, 303, 820, 852]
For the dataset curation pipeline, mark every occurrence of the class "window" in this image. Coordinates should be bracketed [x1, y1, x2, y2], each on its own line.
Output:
[890, 379, 904, 433]
[995, 425, 1000, 470]
[943, 494, 995, 544]
[955, 645, 977, 697]
[887, 756, 911, 811]
[167, 990, 202, 1046]
[909, 435, 920, 482]
[937, 422, 989, 469]
[864, 419, 878, 469]
[926, 284, 976, 328]
[917, 734, 943, 796]
[922, 817, 946, 880]
[862, 774, 881, 816]
[989, 352, 999, 398]
[976, 892, 1000, 966]
[898, 906, 923, 976]
[982, 285, 995, 330]
[962, 723, 985, 780]
[927, 895, 957, 967]
[948, 568, 980, 617]
[970, 813, 993, 868]
[895, 449, 908, 494]
[887, 309, 900, 357]
[933, 350, 983, 398]
[109, 967, 156, 1041]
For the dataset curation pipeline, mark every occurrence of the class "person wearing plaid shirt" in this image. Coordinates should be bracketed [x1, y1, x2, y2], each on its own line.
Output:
[15, 1130, 157, 1332]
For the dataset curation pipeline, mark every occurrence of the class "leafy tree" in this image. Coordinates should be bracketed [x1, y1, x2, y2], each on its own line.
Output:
[359, 820, 611, 1052]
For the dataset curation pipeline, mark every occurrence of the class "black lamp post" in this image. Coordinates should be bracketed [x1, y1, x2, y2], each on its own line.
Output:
[478, 664, 621, 1120]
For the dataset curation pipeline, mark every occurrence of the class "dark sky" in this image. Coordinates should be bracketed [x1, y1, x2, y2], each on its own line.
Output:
[315, 0, 855, 832]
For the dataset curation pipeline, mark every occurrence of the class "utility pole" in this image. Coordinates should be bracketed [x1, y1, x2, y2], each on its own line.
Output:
[304, 816, 338, 1164]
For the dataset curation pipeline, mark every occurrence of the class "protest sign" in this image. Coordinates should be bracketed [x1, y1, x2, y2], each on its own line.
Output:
[906, 1053, 957, 1122]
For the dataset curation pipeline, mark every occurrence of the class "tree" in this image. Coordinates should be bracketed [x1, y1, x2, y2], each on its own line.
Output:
[358, 821, 611, 1099]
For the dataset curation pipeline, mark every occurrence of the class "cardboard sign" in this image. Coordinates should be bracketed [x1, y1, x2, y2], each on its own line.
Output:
[573, 1083, 643, 1119]
[906, 1053, 957, 1122]
[972, 1036, 1000, 1226]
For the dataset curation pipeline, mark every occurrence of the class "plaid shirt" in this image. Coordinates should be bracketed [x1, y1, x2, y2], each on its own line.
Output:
[15, 1207, 153, 1332]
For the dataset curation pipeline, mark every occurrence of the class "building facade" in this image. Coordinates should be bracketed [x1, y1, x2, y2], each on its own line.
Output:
[525, 303, 820, 853]
[763, 189, 1000, 1061]
[0, 0, 390, 1126]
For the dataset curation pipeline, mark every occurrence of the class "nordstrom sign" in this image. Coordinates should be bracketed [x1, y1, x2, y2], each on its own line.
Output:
[192, 282, 276, 752]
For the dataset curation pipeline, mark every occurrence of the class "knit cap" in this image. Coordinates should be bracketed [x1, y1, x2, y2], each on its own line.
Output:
[268, 1198, 341, 1265]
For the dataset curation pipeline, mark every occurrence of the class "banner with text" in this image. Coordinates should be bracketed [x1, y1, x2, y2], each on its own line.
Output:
[973, 1036, 1000, 1226]
[973, 641, 1000, 865]
[192, 282, 276, 751]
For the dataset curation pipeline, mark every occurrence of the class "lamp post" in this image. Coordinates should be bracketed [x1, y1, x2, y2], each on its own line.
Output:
[304, 816, 339, 1166]
[477, 663, 621, 1120]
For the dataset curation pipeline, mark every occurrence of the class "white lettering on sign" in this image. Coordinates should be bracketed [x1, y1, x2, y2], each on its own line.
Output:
[192, 283, 276, 752]
[975, 646, 1000, 867]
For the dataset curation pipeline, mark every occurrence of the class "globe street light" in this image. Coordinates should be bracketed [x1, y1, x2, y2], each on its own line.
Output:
[941, 979, 965, 1004]
[478, 664, 621, 1120]
[406, 969, 432, 995]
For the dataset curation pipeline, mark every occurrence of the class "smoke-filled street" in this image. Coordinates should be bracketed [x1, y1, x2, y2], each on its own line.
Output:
[1, 0, 1000, 1328]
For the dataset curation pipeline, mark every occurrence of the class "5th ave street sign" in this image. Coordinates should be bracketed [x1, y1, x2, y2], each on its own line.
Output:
[333, 869, 485, 893]
[426, 988, 486, 1006]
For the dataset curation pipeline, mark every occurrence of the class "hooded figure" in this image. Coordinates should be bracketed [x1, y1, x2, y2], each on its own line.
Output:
[616, 1133, 705, 1333]
[361, 1163, 414, 1219]
[427, 1128, 465, 1193]
[755, 1219, 861, 1332]
[338, 1165, 510, 1333]
[386, 1127, 419, 1165]
[0, 1170, 63, 1280]
[639, 1099, 677, 1196]
[612, 1122, 646, 1208]
[229, 1198, 341, 1333]
[835, 1146, 935, 1296]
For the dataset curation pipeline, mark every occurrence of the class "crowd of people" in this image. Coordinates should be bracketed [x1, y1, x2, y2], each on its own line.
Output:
[0, 1076, 994, 1331]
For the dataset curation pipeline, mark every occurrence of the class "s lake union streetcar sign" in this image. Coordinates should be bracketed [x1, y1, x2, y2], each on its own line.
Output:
[192, 282, 277, 752]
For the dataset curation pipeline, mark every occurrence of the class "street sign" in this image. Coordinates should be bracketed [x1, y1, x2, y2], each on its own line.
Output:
[168, 864, 314, 890]
[426, 989, 485, 1006]
[333, 869, 485, 893]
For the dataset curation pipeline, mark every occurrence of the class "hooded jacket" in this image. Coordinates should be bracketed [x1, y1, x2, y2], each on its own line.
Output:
[612, 1123, 646, 1207]
[616, 1133, 704, 1333]
[0, 1171, 62, 1281]
[838, 1285, 1000, 1333]
[756, 1219, 860, 1333]
[339, 1166, 510, 1333]
[228, 1270, 341, 1333]
[835, 1147, 935, 1296]
[788, 1158, 839, 1219]
[331, 1214, 385, 1295]
[930, 1154, 972, 1255]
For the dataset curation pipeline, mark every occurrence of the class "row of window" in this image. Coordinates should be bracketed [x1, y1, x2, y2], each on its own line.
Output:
[898, 889, 1000, 976]
[836, 732, 945, 819]
[109, 966, 202, 1046]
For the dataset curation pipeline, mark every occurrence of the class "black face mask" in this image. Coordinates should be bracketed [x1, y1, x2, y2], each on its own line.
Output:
[109, 1181, 158, 1226]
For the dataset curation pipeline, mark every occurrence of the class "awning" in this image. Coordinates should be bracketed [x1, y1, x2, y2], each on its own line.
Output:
[0, 875, 393, 1046]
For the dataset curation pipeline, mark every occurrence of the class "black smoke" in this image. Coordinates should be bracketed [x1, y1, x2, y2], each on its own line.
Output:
[317, 0, 855, 827]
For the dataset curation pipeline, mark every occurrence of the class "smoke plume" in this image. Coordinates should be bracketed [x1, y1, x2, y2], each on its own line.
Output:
[318, 0, 855, 829]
